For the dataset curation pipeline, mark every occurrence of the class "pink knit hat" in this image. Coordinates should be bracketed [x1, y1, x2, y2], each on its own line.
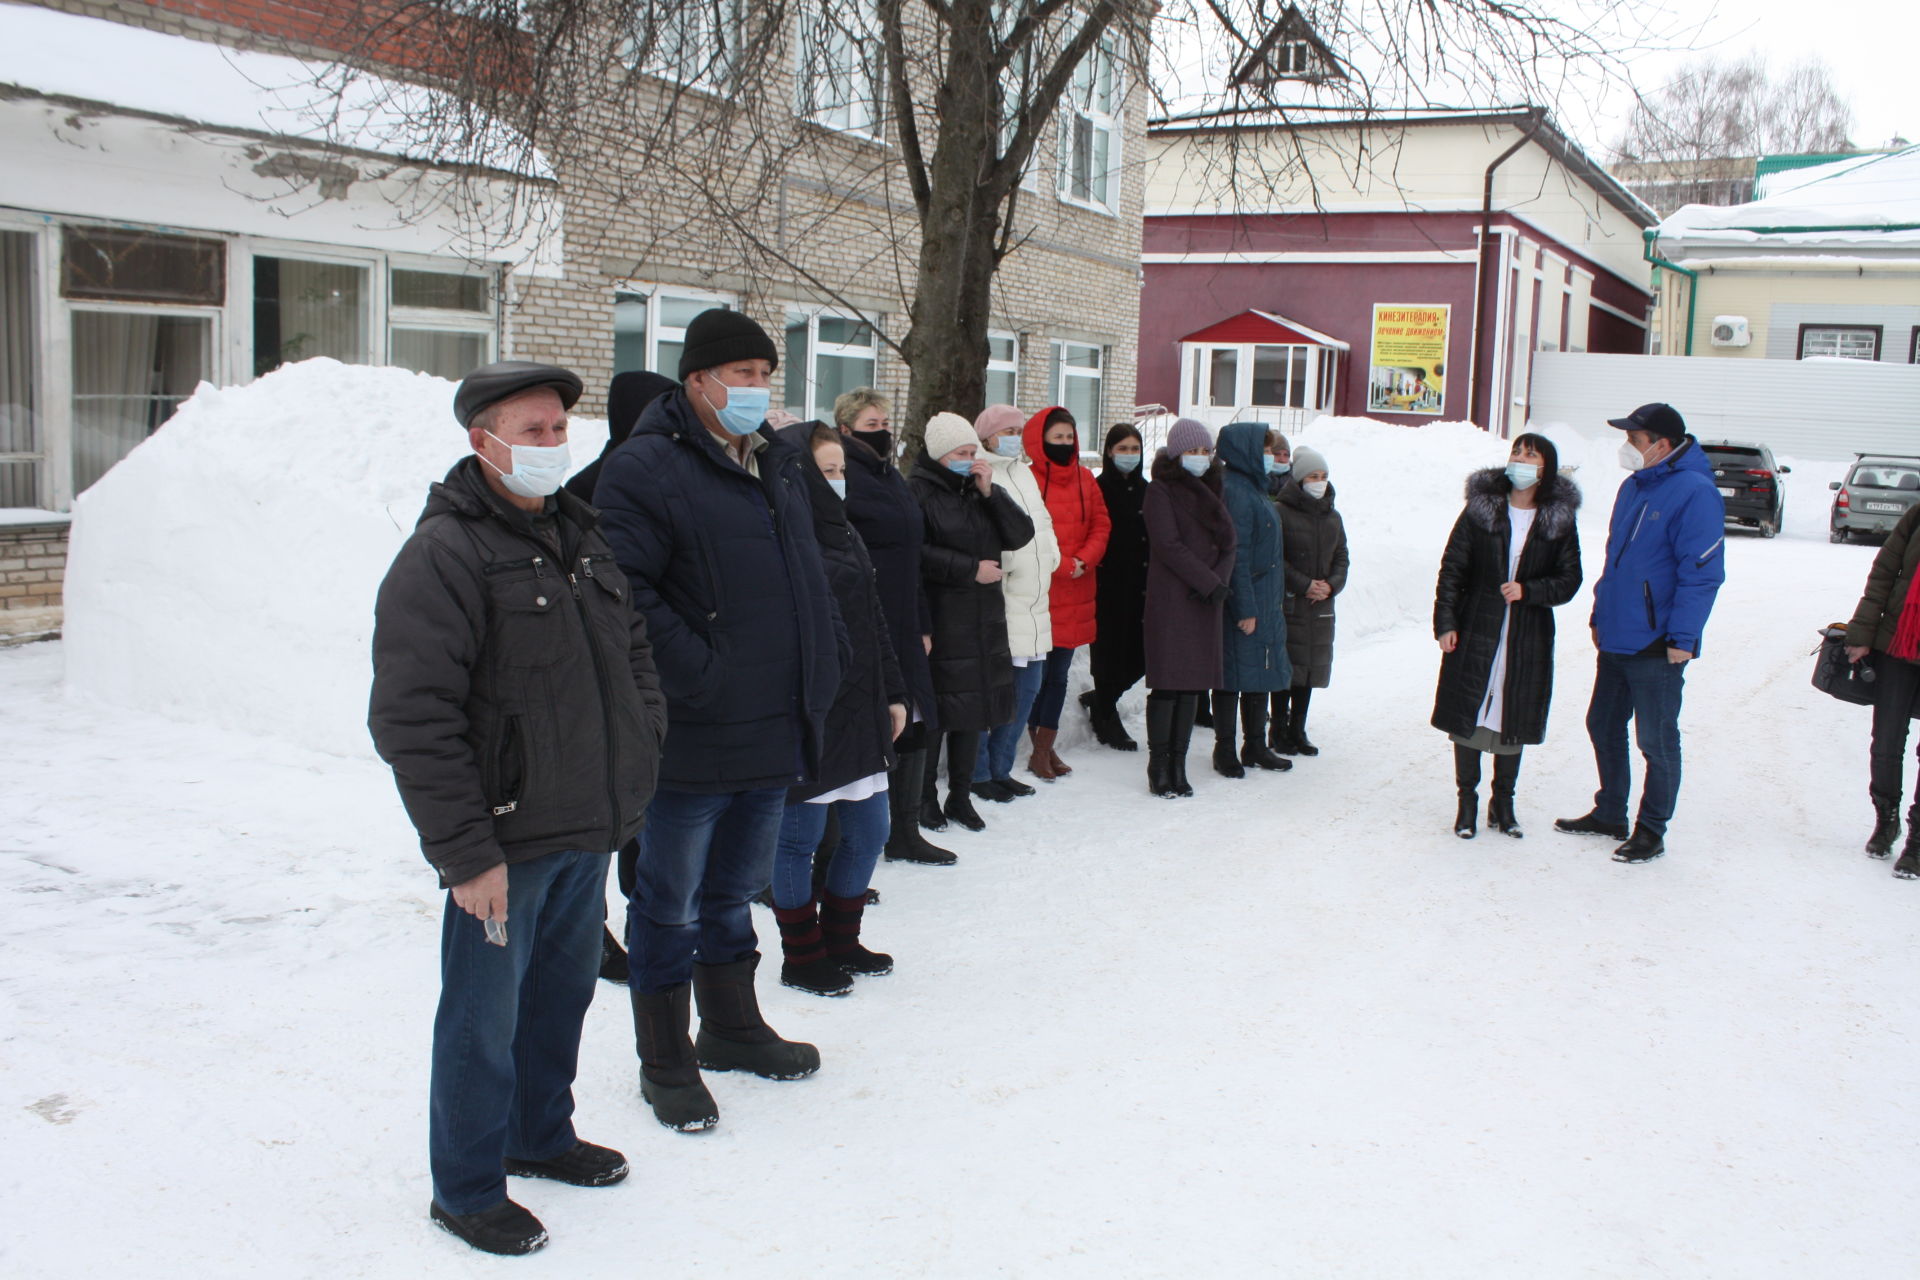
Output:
[973, 404, 1024, 441]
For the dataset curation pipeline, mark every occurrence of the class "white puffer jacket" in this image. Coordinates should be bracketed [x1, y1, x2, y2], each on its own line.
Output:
[985, 449, 1061, 659]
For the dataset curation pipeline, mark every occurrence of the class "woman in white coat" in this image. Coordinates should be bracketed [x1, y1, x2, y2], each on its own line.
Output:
[959, 403, 1063, 815]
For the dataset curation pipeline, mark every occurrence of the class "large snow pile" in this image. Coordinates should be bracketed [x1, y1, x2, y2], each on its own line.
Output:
[62, 359, 608, 759]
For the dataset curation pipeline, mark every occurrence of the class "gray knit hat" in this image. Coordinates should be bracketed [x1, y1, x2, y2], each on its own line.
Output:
[1166, 417, 1212, 455]
[1291, 445, 1328, 478]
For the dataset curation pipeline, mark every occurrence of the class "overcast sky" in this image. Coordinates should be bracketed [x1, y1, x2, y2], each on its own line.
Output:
[1565, 0, 1910, 154]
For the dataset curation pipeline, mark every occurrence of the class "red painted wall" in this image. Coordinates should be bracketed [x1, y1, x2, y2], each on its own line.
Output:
[124, 0, 523, 85]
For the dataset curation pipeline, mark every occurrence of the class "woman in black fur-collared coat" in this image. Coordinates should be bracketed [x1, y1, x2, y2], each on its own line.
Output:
[1432, 434, 1582, 841]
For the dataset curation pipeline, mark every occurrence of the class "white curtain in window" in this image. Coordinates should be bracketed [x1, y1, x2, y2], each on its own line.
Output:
[71, 312, 208, 492]
[274, 259, 365, 366]
[0, 231, 38, 505]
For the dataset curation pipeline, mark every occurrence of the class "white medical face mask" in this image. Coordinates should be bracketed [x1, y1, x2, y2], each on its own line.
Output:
[1180, 455, 1211, 477]
[1303, 480, 1329, 499]
[482, 432, 571, 498]
[1506, 462, 1540, 490]
[826, 477, 848, 501]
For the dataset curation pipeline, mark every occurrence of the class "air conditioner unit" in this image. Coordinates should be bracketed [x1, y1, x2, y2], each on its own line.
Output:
[1710, 315, 1751, 348]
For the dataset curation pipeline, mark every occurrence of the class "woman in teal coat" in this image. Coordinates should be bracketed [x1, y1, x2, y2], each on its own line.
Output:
[1212, 422, 1293, 776]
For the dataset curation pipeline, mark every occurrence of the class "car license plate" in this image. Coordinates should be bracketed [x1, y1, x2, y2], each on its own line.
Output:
[1717, 486, 1736, 497]
[1867, 502, 1905, 513]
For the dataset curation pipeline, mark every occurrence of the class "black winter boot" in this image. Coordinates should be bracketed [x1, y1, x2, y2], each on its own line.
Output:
[1194, 694, 1214, 730]
[1211, 690, 1246, 778]
[1168, 693, 1200, 797]
[943, 788, 986, 832]
[598, 924, 629, 984]
[770, 901, 853, 997]
[1084, 687, 1138, 751]
[1896, 803, 1920, 879]
[1453, 744, 1481, 839]
[691, 953, 822, 1080]
[430, 1200, 548, 1256]
[916, 743, 949, 832]
[820, 891, 893, 976]
[629, 983, 719, 1132]
[1289, 688, 1319, 756]
[1488, 750, 1524, 838]
[886, 749, 956, 865]
[1239, 693, 1292, 771]
[1146, 692, 1177, 797]
[1268, 690, 1290, 753]
[1867, 794, 1902, 859]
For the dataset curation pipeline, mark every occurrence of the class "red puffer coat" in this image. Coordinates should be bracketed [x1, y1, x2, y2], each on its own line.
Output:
[1023, 406, 1111, 649]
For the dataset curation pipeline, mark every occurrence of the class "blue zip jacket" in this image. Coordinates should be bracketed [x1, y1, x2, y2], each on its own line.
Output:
[1591, 436, 1726, 656]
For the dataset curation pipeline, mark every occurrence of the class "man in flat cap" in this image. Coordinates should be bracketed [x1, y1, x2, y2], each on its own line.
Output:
[369, 361, 667, 1255]
[1556, 402, 1725, 865]
[593, 309, 846, 1133]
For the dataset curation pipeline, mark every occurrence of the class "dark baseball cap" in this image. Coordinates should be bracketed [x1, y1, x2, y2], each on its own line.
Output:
[1606, 402, 1686, 440]
[454, 361, 583, 428]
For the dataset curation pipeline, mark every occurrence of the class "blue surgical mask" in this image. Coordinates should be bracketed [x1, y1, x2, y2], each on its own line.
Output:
[993, 435, 1022, 458]
[826, 477, 847, 501]
[1271, 461, 1290, 475]
[1263, 457, 1280, 474]
[702, 379, 770, 436]
[1181, 455, 1211, 477]
[1111, 453, 1141, 472]
[482, 432, 571, 498]
[1506, 461, 1540, 490]
[946, 457, 976, 476]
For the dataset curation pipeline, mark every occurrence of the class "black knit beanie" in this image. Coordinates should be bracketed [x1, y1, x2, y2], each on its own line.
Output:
[678, 308, 779, 381]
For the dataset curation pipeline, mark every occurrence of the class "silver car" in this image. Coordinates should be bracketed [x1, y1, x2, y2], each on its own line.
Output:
[1830, 454, 1920, 543]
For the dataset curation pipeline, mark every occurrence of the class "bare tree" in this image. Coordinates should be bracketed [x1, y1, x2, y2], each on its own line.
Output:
[283, 0, 1655, 453]
[1615, 53, 1854, 165]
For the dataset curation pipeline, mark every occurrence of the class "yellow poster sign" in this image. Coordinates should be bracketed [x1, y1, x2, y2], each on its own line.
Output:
[1368, 304, 1449, 416]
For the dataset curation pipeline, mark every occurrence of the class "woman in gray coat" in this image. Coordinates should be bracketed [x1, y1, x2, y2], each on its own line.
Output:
[1272, 445, 1348, 755]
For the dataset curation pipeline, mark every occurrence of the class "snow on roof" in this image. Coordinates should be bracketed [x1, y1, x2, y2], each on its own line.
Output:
[1658, 145, 1920, 249]
[0, 2, 551, 179]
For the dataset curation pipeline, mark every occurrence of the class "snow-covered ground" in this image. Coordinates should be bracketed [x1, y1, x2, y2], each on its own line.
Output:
[7, 368, 1917, 1276]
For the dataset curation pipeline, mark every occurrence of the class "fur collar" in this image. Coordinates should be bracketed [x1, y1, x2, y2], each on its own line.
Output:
[1464, 467, 1580, 538]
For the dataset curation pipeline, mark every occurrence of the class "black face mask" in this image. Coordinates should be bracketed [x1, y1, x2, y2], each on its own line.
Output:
[1042, 440, 1077, 467]
[851, 428, 893, 460]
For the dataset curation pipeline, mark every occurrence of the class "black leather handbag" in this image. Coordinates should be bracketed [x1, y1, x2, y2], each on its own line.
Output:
[1812, 625, 1878, 707]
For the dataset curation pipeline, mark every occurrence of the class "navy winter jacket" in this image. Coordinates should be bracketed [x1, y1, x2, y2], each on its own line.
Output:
[593, 389, 846, 792]
[1216, 422, 1292, 692]
[1591, 436, 1726, 656]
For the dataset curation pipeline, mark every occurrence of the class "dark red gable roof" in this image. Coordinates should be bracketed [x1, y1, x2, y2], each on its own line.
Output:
[1178, 309, 1344, 349]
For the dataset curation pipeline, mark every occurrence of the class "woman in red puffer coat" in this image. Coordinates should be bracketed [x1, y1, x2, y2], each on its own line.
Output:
[1022, 405, 1111, 779]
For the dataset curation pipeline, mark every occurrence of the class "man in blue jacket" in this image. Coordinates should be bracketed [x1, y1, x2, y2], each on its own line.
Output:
[1557, 403, 1725, 864]
[593, 309, 845, 1132]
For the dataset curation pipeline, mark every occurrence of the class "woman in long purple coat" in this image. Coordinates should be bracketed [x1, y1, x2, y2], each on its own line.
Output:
[1141, 418, 1236, 798]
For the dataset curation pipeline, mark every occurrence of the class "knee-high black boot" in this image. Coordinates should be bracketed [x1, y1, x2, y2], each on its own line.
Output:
[1211, 690, 1245, 778]
[1145, 691, 1177, 797]
[1291, 688, 1318, 756]
[1268, 690, 1290, 752]
[917, 739, 948, 832]
[1169, 693, 1200, 797]
[1453, 744, 1481, 839]
[943, 731, 985, 831]
[1488, 750, 1524, 838]
[885, 748, 956, 865]
[1240, 693, 1291, 771]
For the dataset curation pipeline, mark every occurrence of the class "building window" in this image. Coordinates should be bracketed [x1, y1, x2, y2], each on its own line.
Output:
[784, 307, 879, 420]
[797, 0, 883, 137]
[71, 310, 214, 493]
[1052, 340, 1104, 427]
[1798, 325, 1881, 361]
[1, 230, 41, 506]
[986, 331, 1020, 406]
[613, 286, 733, 379]
[1567, 273, 1593, 353]
[1537, 261, 1566, 353]
[389, 266, 494, 380]
[1251, 345, 1310, 409]
[1909, 328, 1919, 364]
[1276, 40, 1312, 75]
[253, 255, 369, 377]
[1056, 32, 1119, 211]
[61, 226, 224, 306]
[622, 0, 741, 91]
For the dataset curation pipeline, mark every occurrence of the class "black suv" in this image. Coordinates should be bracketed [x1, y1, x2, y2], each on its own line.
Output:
[1830, 454, 1920, 543]
[1701, 441, 1790, 538]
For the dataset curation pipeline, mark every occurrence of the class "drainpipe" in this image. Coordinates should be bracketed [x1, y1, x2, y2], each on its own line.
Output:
[1642, 227, 1698, 356]
[1470, 109, 1544, 432]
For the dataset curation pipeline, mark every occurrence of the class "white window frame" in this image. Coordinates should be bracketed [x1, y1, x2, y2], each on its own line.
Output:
[1536, 253, 1566, 354]
[621, 0, 742, 94]
[1055, 31, 1120, 214]
[613, 283, 737, 379]
[785, 304, 882, 422]
[1799, 326, 1881, 361]
[387, 260, 497, 375]
[996, 21, 1041, 195]
[797, 0, 885, 139]
[986, 329, 1020, 405]
[1277, 39, 1312, 75]
[1053, 339, 1105, 423]
[247, 242, 382, 376]
[1567, 269, 1593, 353]
[1180, 340, 1335, 420]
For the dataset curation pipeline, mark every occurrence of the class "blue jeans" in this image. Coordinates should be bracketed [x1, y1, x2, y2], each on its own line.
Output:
[430, 848, 609, 1215]
[627, 786, 786, 993]
[1028, 645, 1079, 731]
[1585, 650, 1687, 835]
[771, 790, 891, 908]
[974, 659, 1048, 782]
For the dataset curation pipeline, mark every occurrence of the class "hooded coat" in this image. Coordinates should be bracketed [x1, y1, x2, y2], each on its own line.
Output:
[1023, 406, 1111, 649]
[909, 451, 1038, 732]
[1275, 476, 1349, 689]
[369, 457, 667, 889]
[1142, 451, 1237, 691]
[564, 370, 676, 504]
[775, 423, 907, 801]
[1591, 436, 1726, 656]
[1848, 502, 1920, 653]
[982, 441, 1061, 658]
[840, 430, 939, 736]
[1431, 468, 1584, 745]
[593, 388, 846, 793]
[1216, 423, 1292, 692]
[1091, 434, 1149, 690]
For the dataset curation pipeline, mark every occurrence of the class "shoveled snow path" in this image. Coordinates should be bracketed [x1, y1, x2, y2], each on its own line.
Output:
[4, 522, 1916, 1278]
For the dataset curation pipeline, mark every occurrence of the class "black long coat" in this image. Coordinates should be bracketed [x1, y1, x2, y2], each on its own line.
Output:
[1275, 478, 1349, 689]
[841, 431, 939, 737]
[909, 453, 1037, 733]
[1143, 451, 1236, 692]
[773, 425, 907, 801]
[1431, 468, 1584, 745]
[1090, 457, 1148, 689]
